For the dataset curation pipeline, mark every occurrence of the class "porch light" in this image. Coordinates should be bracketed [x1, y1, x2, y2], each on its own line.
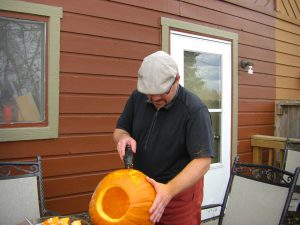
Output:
[240, 59, 254, 75]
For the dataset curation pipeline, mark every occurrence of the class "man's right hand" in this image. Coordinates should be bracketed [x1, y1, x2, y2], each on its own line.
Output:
[113, 128, 136, 160]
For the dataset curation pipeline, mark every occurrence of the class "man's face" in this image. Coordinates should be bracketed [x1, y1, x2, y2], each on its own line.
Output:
[147, 76, 179, 109]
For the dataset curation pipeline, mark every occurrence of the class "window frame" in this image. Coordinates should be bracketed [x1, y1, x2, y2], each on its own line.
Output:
[0, 0, 62, 142]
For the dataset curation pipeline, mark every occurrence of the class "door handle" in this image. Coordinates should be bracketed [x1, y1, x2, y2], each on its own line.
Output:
[214, 135, 220, 140]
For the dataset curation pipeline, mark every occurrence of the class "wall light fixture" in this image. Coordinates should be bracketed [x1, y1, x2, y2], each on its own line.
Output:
[240, 60, 254, 75]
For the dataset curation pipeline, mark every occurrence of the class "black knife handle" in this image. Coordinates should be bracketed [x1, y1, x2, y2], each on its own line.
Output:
[124, 144, 133, 169]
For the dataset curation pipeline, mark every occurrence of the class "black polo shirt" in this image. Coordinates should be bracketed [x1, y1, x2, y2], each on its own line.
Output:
[116, 85, 214, 183]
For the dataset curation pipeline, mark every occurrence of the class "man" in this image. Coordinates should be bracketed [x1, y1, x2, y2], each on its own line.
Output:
[113, 51, 214, 225]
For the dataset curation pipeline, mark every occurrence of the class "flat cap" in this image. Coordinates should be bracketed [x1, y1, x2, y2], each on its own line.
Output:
[137, 51, 178, 95]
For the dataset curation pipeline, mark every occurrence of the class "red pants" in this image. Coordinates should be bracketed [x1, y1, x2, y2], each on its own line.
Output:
[156, 177, 204, 225]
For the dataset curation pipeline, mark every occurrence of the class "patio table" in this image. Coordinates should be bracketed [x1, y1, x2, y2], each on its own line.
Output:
[68, 211, 300, 225]
[19, 211, 299, 225]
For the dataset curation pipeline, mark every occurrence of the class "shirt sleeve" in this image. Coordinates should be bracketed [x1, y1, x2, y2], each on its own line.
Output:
[186, 106, 215, 159]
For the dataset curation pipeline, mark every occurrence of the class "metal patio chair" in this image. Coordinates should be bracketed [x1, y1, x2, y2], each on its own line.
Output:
[202, 156, 300, 225]
[282, 139, 300, 214]
[282, 139, 300, 186]
[0, 156, 51, 225]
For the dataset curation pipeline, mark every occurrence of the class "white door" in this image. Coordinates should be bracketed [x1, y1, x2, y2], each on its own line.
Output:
[170, 31, 232, 220]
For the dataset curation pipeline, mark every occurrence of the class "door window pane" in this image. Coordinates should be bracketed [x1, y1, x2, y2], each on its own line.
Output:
[184, 50, 222, 163]
[0, 16, 46, 124]
[210, 112, 221, 163]
[184, 50, 221, 109]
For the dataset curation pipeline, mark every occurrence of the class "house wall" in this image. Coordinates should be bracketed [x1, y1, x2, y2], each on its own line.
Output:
[275, 16, 300, 100]
[0, 0, 299, 215]
[276, 0, 300, 20]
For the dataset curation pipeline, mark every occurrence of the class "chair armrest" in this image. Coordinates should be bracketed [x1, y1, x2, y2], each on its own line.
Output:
[44, 209, 60, 217]
[201, 204, 222, 210]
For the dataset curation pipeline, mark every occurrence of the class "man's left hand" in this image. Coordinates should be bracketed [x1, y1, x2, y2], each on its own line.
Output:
[146, 176, 173, 223]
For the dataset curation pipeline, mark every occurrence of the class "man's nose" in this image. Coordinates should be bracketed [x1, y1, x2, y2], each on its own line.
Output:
[150, 95, 162, 101]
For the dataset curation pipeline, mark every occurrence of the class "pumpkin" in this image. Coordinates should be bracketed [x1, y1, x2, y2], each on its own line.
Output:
[89, 169, 155, 225]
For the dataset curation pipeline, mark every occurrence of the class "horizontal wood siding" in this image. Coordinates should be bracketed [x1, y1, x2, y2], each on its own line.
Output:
[1, 0, 299, 214]
[275, 0, 300, 102]
[275, 17, 300, 100]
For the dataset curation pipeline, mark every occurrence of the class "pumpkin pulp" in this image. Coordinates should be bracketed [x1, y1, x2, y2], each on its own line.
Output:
[100, 186, 130, 220]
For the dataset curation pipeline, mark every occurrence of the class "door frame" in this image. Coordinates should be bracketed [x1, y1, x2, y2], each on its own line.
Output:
[161, 17, 238, 164]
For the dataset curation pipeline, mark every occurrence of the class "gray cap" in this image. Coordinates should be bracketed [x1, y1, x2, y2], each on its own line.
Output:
[137, 51, 178, 95]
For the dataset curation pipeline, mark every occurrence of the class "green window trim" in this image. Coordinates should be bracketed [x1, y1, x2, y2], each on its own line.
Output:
[161, 17, 239, 161]
[0, 0, 62, 142]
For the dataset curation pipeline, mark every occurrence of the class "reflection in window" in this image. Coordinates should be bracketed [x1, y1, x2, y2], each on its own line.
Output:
[184, 51, 221, 109]
[0, 16, 46, 124]
[210, 112, 221, 163]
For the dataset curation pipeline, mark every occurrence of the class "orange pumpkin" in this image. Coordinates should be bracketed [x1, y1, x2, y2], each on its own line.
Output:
[89, 169, 155, 225]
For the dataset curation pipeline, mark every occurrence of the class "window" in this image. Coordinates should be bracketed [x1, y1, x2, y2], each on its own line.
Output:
[0, 0, 62, 142]
[0, 16, 46, 125]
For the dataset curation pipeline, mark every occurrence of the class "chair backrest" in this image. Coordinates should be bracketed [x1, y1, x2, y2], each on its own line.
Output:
[283, 139, 300, 186]
[219, 156, 300, 225]
[0, 156, 46, 225]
